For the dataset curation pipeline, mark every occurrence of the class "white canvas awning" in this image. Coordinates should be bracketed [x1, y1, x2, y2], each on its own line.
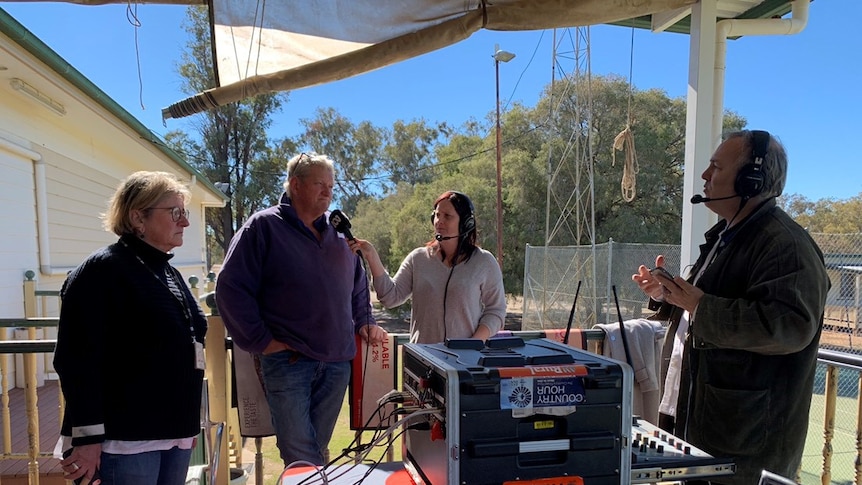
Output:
[161, 0, 696, 119]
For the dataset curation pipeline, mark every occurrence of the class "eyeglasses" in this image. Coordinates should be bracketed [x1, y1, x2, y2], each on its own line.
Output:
[147, 206, 189, 222]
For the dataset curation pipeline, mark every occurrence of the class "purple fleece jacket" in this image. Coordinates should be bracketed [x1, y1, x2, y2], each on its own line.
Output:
[216, 194, 376, 361]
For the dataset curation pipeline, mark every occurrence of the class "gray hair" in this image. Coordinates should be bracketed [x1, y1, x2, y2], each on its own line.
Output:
[283, 152, 336, 193]
[103, 171, 191, 236]
[724, 130, 787, 198]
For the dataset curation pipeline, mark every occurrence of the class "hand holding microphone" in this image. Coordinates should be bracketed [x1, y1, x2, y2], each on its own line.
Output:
[329, 209, 389, 278]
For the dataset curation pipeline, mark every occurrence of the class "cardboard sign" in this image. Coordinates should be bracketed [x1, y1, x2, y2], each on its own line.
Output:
[349, 333, 399, 430]
[233, 347, 275, 437]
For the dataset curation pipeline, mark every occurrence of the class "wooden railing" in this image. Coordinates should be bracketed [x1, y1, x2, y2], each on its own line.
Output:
[813, 348, 862, 485]
[4, 271, 862, 485]
[0, 270, 62, 484]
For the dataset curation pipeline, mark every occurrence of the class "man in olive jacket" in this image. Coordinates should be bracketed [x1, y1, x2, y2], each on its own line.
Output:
[632, 130, 830, 485]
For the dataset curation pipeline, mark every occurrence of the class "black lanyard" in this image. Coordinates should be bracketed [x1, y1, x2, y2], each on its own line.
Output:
[120, 240, 197, 345]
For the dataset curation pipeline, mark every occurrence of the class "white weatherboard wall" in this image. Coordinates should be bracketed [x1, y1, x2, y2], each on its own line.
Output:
[1, 22, 225, 388]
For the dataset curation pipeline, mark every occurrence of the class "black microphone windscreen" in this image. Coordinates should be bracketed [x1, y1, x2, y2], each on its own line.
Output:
[329, 209, 355, 240]
[691, 194, 740, 204]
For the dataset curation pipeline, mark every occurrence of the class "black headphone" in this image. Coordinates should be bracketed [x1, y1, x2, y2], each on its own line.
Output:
[734, 130, 770, 200]
[431, 191, 476, 236]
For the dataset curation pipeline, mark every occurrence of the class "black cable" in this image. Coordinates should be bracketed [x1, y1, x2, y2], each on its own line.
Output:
[441, 265, 455, 342]
[357, 255, 374, 428]
[293, 395, 397, 485]
[441, 234, 467, 342]
[351, 427, 411, 484]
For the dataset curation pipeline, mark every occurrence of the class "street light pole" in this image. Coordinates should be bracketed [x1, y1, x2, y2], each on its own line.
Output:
[493, 44, 515, 270]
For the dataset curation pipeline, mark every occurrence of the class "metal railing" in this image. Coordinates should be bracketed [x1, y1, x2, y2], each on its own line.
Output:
[5, 271, 862, 485]
[807, 349, 862, 485]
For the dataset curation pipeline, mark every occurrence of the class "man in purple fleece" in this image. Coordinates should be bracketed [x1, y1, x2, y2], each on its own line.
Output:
[216, 152, 387, 467]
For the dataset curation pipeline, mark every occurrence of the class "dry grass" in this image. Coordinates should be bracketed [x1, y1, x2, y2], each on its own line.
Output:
[248, 395, 401, 482]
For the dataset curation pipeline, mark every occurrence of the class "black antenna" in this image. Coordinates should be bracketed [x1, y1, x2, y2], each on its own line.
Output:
[612, 285, 633, 368]
[563, 280, 582, 345]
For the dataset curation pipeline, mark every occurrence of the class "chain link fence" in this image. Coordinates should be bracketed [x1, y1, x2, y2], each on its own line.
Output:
[523, 233, 862, 483]
[522, 239, 681, 331]
[522, 233, 862, 354]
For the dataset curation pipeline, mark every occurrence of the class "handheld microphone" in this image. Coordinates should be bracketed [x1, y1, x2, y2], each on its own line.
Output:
[329, 209, 354, 239]
[690, 194, 740, 204]
[329, 209, 362, 257]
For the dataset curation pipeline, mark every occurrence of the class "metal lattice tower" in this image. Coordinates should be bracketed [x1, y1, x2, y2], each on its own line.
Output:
[531, 26, 599, 330]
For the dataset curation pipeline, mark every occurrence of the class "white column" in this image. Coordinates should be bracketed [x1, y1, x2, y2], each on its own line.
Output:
[680, 0, 719, 273]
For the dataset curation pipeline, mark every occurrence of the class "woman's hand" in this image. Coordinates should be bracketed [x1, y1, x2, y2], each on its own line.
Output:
[61, 443, 102, 484]
[347, 239, 386, 277]
[347, 238, 372, 256]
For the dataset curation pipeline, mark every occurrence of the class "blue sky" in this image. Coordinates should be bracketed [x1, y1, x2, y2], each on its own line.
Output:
[3, 1, 860, 201]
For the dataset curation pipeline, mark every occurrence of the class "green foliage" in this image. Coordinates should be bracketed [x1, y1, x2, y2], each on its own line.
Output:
[168, 16, 857, 294]
[381, 119, 450, 190]
[167, 6, 292, 264]
[299, 108, 385, 215]
[345, 74, 755, 295]
[780, 192, 862, 234]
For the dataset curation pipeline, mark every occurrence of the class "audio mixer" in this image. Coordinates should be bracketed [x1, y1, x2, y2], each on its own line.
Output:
[630, 417, 735, 483]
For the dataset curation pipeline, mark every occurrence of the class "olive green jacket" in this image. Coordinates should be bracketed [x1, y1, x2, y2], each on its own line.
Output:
[652, 199, 830, 485]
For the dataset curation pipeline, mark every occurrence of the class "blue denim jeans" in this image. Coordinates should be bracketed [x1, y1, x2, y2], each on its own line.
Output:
[260, 350, 351, 466]
[98, 446, 192, 485]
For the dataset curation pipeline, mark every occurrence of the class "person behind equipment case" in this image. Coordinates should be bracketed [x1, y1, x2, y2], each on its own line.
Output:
[348, 190, 506, 344]
[631, 130, 830, 485]
[216, 152, 387, 467]
[54, 171, 208, 485]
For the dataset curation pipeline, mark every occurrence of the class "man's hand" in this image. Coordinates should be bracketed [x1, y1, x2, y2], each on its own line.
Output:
[632, 255, 667, 301]
[262, 340, 291, 355]
[656, 276, 704, 314]
[359, 324, 388, 345]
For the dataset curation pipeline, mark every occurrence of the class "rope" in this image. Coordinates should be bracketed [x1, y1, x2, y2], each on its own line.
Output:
[613, 23, 638, 203]
[613, 125, 638, 202]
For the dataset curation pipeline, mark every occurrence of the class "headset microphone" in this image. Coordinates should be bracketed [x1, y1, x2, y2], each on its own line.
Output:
[329, 209, 362, 257]
[690, 194, 740, 204]
[435, 234, 460, 242]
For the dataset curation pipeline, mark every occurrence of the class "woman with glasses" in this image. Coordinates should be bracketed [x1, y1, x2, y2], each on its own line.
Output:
[54, 171, 207, 485]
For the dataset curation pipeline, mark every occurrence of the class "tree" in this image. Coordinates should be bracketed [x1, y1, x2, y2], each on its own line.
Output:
[300, 108, 384, 215]
[532, 74, 746, 246]
[165, 6, 292, 265]
[781, 192, 862, 234]
[381, 119, 450, 190]
[351, 74, 746, 295]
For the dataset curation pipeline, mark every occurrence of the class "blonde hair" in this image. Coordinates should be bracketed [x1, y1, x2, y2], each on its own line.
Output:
[102, 171, 191, 236]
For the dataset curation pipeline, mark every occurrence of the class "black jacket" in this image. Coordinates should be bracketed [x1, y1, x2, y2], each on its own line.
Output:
[54, 234, 207, 445]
